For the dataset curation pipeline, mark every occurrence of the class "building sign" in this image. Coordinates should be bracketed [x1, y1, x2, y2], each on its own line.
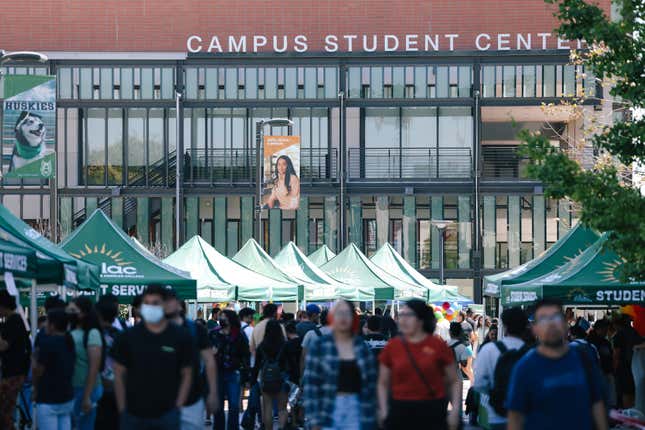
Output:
[262, 136, 300, 211]
[187, 33, 584, 54]
[2, 75, 56, 179]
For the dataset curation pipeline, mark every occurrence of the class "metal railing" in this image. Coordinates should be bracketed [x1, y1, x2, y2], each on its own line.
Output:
[348, 147, 472, 180]
[481, 146, 530, 179]
[183, 148, 338, 185]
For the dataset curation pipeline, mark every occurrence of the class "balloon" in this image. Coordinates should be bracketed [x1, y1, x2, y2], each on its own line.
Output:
[434, 311, 444, 321]
[442, 302, 451, 310]
[621, 305, 645, 337]
[446, 308, 454, 316]
[445, 313, 455, 321]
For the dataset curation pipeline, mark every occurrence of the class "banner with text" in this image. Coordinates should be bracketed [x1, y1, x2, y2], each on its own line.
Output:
[263, 136, 300, 211]
[2, 75, 56, 179]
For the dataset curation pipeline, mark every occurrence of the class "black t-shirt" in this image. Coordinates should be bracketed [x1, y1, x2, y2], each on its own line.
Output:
[0, 313, 30, 378]
[284, 337, 302, 383]
[183, 319, 210, 406]
[613, 326, 642, 377]
[112, 323, 194, 418]
[588, 333, 613, 375]
[36, 334, 75, 404]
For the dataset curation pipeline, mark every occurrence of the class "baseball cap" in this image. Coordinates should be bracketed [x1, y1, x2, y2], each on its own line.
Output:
[306, 304, 321, 314]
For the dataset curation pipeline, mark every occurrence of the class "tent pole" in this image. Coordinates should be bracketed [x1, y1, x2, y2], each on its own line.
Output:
[30, 279, 37, 340]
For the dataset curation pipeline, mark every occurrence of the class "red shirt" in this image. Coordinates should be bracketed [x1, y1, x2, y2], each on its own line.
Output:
[379, 335, 454, 401]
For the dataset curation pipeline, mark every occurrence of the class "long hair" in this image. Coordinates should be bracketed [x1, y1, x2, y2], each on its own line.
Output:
[47, 309, 75, 353]
[274, 155, 297, 194]
[405, 299, 437, 335]
[260, 319, 286, 358]
[328, 299, 360, 335]
[72, 296, 103, 335]
[222, 309, 241, 338]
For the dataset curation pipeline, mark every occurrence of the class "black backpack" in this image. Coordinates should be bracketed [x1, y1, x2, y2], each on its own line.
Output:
[260, 345, 285, 394]
[489, 342, 532, 416]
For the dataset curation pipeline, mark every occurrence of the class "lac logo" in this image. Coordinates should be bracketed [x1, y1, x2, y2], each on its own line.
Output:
[69, 243, 138, 277]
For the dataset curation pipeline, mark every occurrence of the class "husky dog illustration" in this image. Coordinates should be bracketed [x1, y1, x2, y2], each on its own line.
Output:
[9, 111, 51, 171]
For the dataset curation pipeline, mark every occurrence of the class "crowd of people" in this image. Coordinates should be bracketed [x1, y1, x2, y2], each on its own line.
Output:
[0, 286, 643, 430]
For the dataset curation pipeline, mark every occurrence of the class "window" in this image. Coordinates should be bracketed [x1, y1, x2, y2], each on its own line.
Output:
[85, 108, 106, 185]
[309, 218, 323, 253]
[417, 220, 431, 269]
[127, 108, 146, 183]
[363, 219, 377, 257]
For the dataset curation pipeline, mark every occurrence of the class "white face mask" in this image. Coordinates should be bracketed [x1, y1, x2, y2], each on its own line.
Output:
[140, 304, 165, 324]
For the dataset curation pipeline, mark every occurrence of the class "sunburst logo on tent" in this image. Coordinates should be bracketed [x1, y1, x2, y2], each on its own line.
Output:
[328, 266, 361, 284]
[69, 243, 133, 266]
[599, 259, 622, 283]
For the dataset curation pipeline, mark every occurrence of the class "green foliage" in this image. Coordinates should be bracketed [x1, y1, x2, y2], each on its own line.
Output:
[521, 0, 645, 281]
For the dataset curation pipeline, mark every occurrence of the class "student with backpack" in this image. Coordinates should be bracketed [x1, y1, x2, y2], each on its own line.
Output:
[210, 309, 249, 430]
[31, 309, 76, 430]
[252, 319, 290, 430]
[506, 299, 608, 430]
[473, 307, 528, 430]
[0, 290, 31, 430]
[448, 322, 474, 384]
[66, 296, 105, 430]
[165, 291, 218, 430]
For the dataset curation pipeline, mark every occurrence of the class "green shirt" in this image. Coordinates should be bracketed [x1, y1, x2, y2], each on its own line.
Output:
[71, 328, 103, 389]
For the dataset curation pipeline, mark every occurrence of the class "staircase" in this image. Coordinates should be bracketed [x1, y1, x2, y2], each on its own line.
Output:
[72, 151, 176, 226]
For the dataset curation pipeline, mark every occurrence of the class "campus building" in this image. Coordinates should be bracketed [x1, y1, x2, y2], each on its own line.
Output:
[0, 0, 614, 304]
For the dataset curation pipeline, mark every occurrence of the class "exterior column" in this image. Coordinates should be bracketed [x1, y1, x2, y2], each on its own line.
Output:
[403, 196, 416, 267]
[458, 195, 471, 269]
[558, 199, 571, 238]
[59, 197, 72, 240]
[85, 198, 97, 216]
[431, 196, 443, 269]
[324, 196, 338, 252]
[111, 197, 123, 229]
[533, 195, 546, 256]
[240, 196, 254, 244]
[269, 208, 281, 256]
[136, 197, 149, 245]
[376, 196, 389, 248]
[483, 195, 496, 269]
[296, 197, 309, 253]
[161, 197, 173, 252]
[214, 197, 227, 253]
[349, 196, 362, 247]
[185, 197, 199, 240]
[508, 195, 521, 268]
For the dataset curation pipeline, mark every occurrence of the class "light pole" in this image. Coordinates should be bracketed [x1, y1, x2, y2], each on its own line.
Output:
[255, 118, 294, 246]
[175, 90, 182, 249]
[431, 219, 454, 285]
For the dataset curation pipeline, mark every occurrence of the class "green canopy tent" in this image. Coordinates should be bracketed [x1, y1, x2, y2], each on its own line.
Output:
[320, 243, 427, 301]
[0, 203, 100, 292]
[501, 234, 645, 307]
[233, 239, 305, 303]
[274, 242, 374, 302]
[61, 209, 196, 303]
[484, 223, 599, 298]
[370, 243, 472, 305]
[308, 245, 336, 267]
[164, 236, 299, 302]
[0, 236, 63, 283]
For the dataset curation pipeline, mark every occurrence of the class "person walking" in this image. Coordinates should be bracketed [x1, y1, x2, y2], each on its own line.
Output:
[506, 298, 608, 430]
[473, 307, 528, 430]
[588, 319, 616, 408]
[165, 291, 218, 430]
[448, 322, 474, 384]
[0, 290, 31, 430]
[67, 296, 105, 430]
[362, 315, 387, 360]
[613, 314, 642, 408]
[302, 300, 377, 430]
[239, 307, 255, 343]
[296, 304, 321, 339]
[210, 309, 250, 430]
[31, 309, 75, 430]
[95, 295, 124, 430]
[112, 285, 194, 429]
[377, 299, 461, 430]
[253, 319, 290, 430]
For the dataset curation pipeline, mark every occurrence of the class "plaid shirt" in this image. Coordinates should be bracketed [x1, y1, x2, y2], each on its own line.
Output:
[303, 334, 377, 429]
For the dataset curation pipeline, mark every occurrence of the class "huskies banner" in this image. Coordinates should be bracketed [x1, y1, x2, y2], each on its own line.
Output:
[2, 75, 56, 179]
[262, 136, 301, 210]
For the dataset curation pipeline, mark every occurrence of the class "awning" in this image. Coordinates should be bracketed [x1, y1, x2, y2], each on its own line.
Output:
[308, 245, 336, 267]
[61, 209, 196, 303]
[232, 239, 304, 301]
[320, 243, 427, 301]
[274, 242, 374, 301]
[501, 234, 645, 307]
[484, 224, 599, 297]
[164, 236, 299, 302]
[370, 243, 472, 304]
[0, 203, 99, 290]
[0, 237, 61, 282]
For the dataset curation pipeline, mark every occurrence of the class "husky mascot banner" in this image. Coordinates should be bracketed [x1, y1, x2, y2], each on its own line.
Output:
[2, 75, 56, 179]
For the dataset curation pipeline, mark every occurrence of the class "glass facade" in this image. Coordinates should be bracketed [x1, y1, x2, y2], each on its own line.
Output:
[0, 52, 597, 300]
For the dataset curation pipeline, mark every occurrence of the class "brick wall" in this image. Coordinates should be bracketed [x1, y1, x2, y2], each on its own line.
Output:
[0, 0, 611, 53]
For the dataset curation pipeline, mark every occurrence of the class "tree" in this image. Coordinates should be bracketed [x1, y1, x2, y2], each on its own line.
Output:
[520, 0, 644, 281]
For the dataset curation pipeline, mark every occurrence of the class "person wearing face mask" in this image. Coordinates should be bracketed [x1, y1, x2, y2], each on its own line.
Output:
[67, 297, 105, 430]
[112, 284, 194, 430]
[164, 290, 218, 430]
[209, 309, 250, 430]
